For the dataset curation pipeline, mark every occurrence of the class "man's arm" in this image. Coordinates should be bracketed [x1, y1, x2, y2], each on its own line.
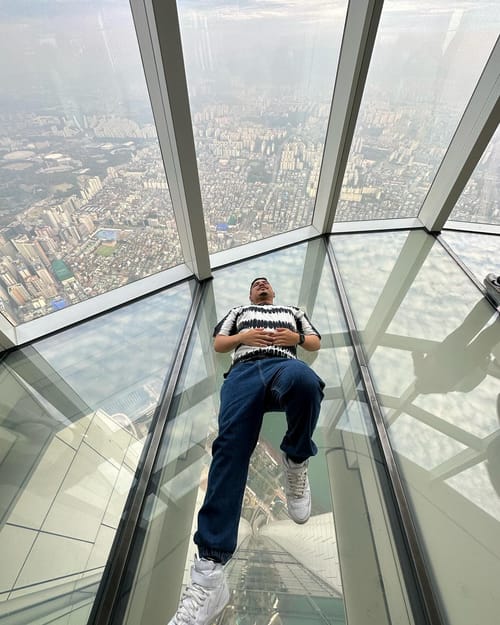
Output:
[213, 333, 241, 353]
[301, 333, 321, 351]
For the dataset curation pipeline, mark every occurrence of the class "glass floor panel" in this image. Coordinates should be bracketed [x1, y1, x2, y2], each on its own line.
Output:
[333, 229, 500, 625]
[6, 231, 496, 625]
[112, 241, 420, 625]
[0, 283, 194, 624]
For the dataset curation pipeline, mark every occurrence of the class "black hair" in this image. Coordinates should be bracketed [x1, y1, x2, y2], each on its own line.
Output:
[250, 277, 268, 291]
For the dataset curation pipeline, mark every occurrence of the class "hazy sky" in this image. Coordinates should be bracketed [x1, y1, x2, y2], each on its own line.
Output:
[0, 1, 498, 114]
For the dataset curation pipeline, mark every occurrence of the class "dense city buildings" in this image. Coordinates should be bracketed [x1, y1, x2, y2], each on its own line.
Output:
[0, 2, 498, 325]
[1, 95, 497, 324]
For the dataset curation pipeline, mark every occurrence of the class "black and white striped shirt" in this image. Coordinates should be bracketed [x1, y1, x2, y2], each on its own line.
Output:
[214, 304, 321, 366]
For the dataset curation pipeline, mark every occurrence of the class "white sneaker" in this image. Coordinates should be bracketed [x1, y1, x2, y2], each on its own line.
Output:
[167, 556, 229, 625]
[281, 452, 311, 524]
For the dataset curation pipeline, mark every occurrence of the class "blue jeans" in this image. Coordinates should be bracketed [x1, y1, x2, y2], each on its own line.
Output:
[194, 357, 325, 564]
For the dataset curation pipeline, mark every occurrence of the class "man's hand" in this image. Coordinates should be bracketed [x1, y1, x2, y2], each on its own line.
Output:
[239, 328, 276, 347]
[214, 328, 275, 352]
[272, 328, 300, 346]
[214, 327, 321, 352]
[275, 328, 321, 351]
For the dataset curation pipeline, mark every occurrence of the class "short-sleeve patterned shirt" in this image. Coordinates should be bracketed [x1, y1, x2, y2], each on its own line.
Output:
[214, 304, 321, 366]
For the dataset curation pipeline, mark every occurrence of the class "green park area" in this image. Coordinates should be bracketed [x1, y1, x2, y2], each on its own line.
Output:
[96, 245, 116, 257]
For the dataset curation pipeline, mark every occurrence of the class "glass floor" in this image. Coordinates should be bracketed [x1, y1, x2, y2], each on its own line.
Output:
[0, 230, 499, 625]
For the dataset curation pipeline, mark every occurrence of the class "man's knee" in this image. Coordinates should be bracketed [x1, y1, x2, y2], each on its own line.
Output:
[282, 360, 324, 394]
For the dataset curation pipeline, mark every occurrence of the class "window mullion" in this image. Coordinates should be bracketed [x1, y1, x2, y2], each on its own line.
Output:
[130, 0, 211, 279]
[313, 0, 384, 234]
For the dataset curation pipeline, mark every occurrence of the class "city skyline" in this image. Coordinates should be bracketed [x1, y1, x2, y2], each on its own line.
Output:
[0, 1, 498, 324]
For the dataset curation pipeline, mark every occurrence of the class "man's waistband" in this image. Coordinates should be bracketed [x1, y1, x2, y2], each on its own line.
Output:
[234, 352, 294, 366]
[224, 352, 294, 377]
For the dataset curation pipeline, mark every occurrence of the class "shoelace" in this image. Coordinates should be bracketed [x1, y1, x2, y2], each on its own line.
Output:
[173, 583, 209, 623]
[286, 464, 307, 498]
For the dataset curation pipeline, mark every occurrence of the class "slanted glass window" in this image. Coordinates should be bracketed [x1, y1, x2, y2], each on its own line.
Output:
[178, 1, 347, 253]
[335, 1, 500, 222]
[0, 1, 182, 326]
[449, 127, 500, 226]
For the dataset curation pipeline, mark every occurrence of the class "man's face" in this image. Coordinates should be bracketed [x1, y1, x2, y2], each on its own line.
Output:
[249, 278, 275, 304]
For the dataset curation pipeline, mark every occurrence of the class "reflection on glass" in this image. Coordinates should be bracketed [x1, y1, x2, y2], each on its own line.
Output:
[178, 1, 347, 253]
[441, 230, 500, 289]
[116, 241, 421, 625]
[333, 229, 500, 625]
[336, 1, 500, 222]
[449, 127, 500, 226]
[0, 282, 193, 622]
[0, 1, 182, 326]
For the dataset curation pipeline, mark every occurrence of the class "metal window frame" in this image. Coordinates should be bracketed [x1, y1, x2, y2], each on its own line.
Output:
[1, 264, 192, 350]
[313, 0, 384, 234]
[130, 0, 211, 280]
